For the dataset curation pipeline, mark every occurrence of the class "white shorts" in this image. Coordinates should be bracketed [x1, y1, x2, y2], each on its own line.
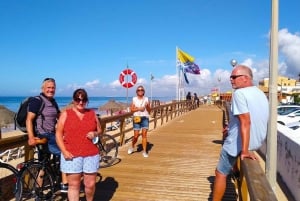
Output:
[60, 154, 100, 174]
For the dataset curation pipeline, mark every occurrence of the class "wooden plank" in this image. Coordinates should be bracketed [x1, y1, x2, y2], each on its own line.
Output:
[241, 158, 278, 201]
[98, 105, 238, 201]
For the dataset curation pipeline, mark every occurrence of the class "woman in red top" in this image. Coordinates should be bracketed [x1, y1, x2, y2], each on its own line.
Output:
[56, 88, 102, 201]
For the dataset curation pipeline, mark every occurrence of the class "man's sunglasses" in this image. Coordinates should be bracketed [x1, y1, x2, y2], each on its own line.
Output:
[43, 78, 56, 82]
[230, 75, 245, 80]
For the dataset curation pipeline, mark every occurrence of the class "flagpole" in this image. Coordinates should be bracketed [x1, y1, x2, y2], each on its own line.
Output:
[150, 73, 153, 104]
[176, 46, 179, 101]
[176, 46, 182, 101]
[126, 63, 129, 108]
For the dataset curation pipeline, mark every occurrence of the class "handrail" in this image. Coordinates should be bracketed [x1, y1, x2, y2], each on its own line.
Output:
[0, 100, 194, 161]
[238, 157, 278, 201]
[98, 100, 190, 145]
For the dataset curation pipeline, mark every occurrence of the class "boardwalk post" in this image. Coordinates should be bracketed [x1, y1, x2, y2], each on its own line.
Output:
[266, 0, 279, 189]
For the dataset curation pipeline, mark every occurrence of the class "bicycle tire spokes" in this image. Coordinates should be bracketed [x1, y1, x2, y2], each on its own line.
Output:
[0, 163, 19, 201]
[99, 134, 118, 168]
[19, 163, 54, 200]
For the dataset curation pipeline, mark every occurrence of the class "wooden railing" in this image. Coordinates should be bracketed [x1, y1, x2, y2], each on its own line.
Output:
[0, 100, 194, 161]
[220, 100, 278, 201]
[99, 100, 191, 146]
[238, 157, 278, 201]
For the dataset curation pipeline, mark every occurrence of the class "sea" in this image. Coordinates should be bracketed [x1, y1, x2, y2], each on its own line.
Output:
[0, 96, 174, 113]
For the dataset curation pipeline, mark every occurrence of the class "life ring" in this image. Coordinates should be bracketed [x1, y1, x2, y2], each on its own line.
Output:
[119, 68, 137, 88]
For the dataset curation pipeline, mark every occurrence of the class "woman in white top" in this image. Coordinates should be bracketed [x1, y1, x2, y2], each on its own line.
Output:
[128, 85, 151, 157]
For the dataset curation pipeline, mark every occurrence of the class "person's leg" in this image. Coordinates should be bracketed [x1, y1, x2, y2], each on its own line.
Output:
[83, 173, 97, 201]
[141, 117, 149, 157]
[128, 121, 141, 154]
[61, 156, 85, 199]
[82, 154, 99, 201]
[212, 148, 237, 201]
[67, 173, 82, 201]
[132, 129, 140, 148]
[47, 133, 68, 188]
[141, 128, 147, 153]
[212, 170, 227, 201]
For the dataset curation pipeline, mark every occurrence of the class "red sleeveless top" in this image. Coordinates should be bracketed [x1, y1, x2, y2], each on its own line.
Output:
[63, 108, 98, 157]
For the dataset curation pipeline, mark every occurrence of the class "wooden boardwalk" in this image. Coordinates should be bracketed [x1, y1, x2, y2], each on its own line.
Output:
[95, 105, 237, 201]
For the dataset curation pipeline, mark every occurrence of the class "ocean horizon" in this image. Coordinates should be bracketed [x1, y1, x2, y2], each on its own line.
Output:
[0, 96, 175, 113]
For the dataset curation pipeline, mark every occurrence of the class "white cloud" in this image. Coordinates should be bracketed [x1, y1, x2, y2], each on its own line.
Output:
[58, 29, 300, 98]
[85, 80, 100, 89]
[278, 29, 300, 77]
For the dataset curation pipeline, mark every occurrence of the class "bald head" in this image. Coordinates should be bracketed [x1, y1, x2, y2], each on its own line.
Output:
[230, 65, 253, 89]
[234, 65, 253, 79]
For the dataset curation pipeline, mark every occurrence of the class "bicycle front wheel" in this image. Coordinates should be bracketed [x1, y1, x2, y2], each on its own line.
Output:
[98, 134, 118, 168]
[18, 162, 54, 201]
[0, 162, 20, 201]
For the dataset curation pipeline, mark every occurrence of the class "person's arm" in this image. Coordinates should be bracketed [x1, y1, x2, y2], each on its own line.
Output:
[238, 113, 257, 160]
[130, 102, 138, 113]
[26, 112, 39, 146]
[87, 113, 103, 139]
[130, 100, 143, 113]
[56, 110, 73, 159]
[95, 114, 102, 135]
[145, 101, 151, 113]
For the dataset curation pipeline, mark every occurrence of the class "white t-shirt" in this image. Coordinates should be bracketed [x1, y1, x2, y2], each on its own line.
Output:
[223, 86, 269, 157]
[132, 96, 150, 117]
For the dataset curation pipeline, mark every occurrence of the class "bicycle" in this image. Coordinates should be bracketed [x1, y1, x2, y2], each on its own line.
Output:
[97, 133, 118, 168]
[0, 160, 22, 201]
[16, 144, 62, 201]
[15, 133, 118, 200]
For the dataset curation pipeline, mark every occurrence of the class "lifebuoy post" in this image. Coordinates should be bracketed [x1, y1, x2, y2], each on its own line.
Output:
[119, 68, 137, 88]
[119, 68, 138, 109]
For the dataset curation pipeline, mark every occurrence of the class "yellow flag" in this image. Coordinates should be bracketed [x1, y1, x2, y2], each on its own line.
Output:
[177, 48, 195, 63]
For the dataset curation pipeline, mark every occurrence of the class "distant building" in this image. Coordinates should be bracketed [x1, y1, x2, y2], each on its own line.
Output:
[259, 76, 300, 104]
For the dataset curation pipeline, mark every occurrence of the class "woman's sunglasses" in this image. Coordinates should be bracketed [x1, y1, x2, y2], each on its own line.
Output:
[74, 98, 87, 103]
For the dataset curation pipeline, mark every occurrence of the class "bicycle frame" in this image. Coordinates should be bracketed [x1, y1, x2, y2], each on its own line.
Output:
[17, 154, 61, 200]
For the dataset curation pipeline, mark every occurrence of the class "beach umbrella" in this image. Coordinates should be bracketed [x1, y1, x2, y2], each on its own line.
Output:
[0, 105, 15, 127]
[98, 100, 127, 115]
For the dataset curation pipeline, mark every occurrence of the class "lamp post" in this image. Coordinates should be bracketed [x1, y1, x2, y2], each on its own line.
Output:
[230, 59, 238, 68]
[280, 78, 283, 103]
[150, 73, 154, 105]
[218, 76, 221, 100]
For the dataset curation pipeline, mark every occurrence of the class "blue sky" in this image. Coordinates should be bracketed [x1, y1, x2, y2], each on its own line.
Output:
[1, 0, 300, 98]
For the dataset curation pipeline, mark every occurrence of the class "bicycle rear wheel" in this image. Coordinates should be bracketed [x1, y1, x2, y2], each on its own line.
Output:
[18, 162, 54, 201]
[0, 162, 20, 201]
[98, 134, 118, 168]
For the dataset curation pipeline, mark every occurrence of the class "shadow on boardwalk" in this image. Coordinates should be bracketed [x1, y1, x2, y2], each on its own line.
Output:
[93, 105, 237, 201]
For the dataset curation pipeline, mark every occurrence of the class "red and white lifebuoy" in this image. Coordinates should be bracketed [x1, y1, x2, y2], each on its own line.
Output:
[119, 68, 137, 88]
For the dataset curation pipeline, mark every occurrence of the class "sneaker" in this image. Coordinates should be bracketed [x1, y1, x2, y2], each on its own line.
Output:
[142, 152, 149, 158]
[128, 147, 134, 155]
[80, 185, 84, 193]
[60, 183, 68, 193]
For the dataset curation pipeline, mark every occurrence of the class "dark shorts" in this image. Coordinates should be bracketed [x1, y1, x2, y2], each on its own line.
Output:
[38, 132, 61, 156]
